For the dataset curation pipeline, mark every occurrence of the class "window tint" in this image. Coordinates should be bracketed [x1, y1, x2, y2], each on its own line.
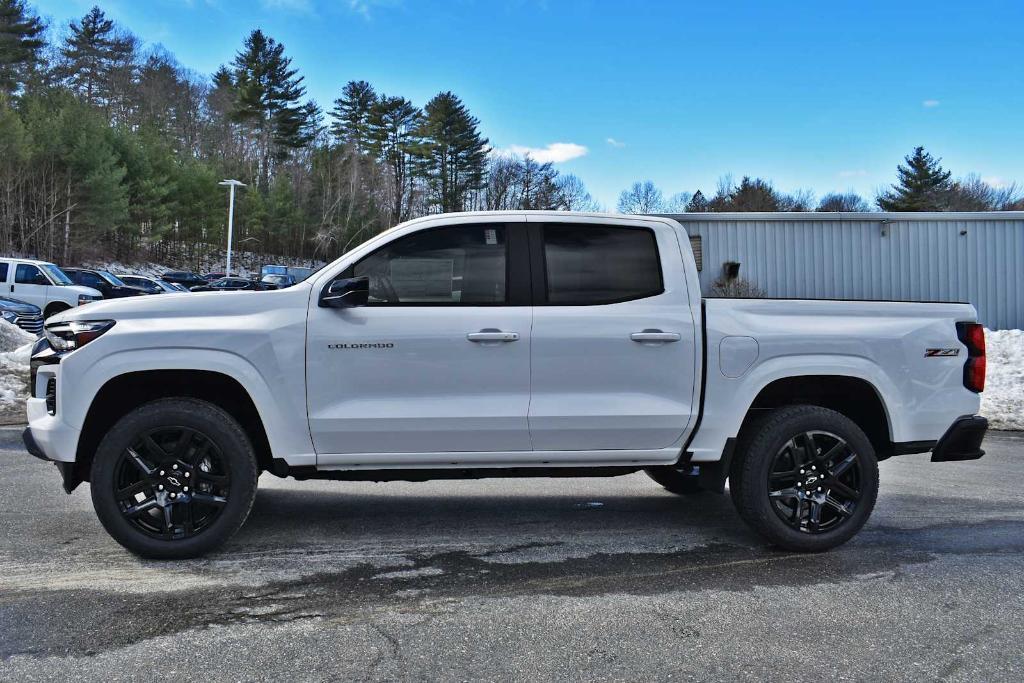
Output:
[15, 264, 48, 286]
[354, 225, 506, 304]
[542, 225, 663, 305]
[0, 263, 8, 281]
[81, 273, 104, 288]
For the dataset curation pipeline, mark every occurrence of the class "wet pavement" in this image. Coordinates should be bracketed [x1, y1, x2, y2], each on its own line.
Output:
[1, 427, 1022, 681]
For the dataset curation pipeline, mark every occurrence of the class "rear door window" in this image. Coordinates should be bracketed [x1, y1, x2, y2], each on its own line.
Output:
[541, 225, 663, 305]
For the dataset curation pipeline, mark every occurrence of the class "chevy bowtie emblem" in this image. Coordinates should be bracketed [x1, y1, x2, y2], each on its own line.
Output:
[166, 476, 181, 487]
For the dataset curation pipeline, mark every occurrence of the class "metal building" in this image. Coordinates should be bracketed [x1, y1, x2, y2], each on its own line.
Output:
[663, 212, 1024, 330]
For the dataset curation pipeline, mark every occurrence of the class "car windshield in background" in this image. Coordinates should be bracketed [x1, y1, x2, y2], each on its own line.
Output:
[98, 270, 127, 287]
[40, 264, 73, 285]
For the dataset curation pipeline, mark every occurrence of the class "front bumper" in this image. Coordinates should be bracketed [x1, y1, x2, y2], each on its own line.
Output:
[931, 415, 988, 462]
[23, 425, 81, 493]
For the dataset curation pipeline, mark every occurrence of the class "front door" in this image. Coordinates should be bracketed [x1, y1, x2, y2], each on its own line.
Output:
[11, 263, 51, 309]
[527, 219, 699, 452]
[307, 221, 532, 465]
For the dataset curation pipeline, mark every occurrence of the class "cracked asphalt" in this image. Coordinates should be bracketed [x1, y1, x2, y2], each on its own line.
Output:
[1, 427, 1022, 681]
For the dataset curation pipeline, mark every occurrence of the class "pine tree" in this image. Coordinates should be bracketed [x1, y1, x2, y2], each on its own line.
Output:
[60, 6, 134, 107]
[0, 0, 44, 95]
[877, 146, 952, 211]
[329, 80, 376, 152]
[368, 94, 420, 224]
[685, 189, 708, 212]
[414, 92, 489, 213]
[231, 29, 310, 189]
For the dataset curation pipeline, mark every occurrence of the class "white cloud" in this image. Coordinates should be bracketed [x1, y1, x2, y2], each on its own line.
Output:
[838, 169, 869, 178]
[606, 137, 626, 148]
[982, 176, 1009, 189]
[922, 99, 941, 108]
[499, 142, 588, 163]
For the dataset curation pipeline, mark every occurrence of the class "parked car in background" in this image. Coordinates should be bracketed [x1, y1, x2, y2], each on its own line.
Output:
[260, 273, 297, 290]
[0, 257, 102, 318]
[189, 277, 266, 292]
[63, 268, 148, 299]
[0, 295, 43, 335]
[201, 272, 225, 282]
[117, 275, 187, 294]
[160, 271, 207, 289]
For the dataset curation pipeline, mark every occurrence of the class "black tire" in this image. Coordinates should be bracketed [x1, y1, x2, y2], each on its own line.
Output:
[44, 303, 69, 319]
[730, 405, 879, 552]
[644, 465, 704, 495]
[90, 398, 259, 559]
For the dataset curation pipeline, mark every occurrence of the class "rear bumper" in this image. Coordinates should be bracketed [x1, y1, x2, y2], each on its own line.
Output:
[931, 415, 988, 462]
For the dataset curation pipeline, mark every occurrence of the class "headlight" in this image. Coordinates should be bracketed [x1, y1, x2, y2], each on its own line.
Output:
[1, 311, 16, 323]
[78, 294, 101, 305]
[44, 320, 115, 352]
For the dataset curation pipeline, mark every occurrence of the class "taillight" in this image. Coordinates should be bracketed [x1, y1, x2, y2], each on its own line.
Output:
[956, 322, 986, 393]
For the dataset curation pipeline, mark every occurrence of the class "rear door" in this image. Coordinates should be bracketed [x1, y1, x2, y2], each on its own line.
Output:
[11, 263, 51, 309]
[527, 218, 699, 452]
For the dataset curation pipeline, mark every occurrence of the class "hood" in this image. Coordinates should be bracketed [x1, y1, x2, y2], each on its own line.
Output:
[0, 296, 41, 315]
[53, 282, 312, 324]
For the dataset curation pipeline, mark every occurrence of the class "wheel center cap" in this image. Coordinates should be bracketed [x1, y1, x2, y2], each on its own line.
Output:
[805, 474, 820, 486]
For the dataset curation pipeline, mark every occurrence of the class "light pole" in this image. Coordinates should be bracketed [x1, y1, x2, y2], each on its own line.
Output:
[218, 179, 246, 277]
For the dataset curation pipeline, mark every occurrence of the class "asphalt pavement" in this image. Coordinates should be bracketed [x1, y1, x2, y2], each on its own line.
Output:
[1, 427, 1022, 681]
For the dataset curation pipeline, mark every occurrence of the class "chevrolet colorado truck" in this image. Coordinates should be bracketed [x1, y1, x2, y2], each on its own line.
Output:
[23, 212, 989, 558]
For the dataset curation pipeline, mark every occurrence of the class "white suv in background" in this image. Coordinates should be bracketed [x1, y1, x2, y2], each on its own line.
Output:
[0, 258, 103, 318]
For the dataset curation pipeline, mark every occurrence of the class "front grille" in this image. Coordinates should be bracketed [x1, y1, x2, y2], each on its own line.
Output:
[15, 314, 43, 335]
[45, 377, 56, 415]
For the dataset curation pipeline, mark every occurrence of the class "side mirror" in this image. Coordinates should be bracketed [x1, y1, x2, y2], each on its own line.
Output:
[319, 276, 369, 308]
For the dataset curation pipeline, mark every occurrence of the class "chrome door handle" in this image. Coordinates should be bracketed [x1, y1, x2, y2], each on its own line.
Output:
[467, 330, 519, 342]
[630, 330, 681, 343]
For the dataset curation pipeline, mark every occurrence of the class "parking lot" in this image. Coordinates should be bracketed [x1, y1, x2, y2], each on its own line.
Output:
[1, 427, 1022, 681]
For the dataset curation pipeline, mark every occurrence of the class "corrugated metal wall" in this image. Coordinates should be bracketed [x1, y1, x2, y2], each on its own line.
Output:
[665, 212, 1024, 330]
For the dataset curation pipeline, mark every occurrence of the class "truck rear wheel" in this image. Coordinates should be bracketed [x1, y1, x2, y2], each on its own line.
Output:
[90, 398, 259, 559]
[730, 405, 878, 552]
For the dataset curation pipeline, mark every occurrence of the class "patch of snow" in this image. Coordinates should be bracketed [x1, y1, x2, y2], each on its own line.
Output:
[980, 329, 1024, 431]
[0, 321, 35, 417]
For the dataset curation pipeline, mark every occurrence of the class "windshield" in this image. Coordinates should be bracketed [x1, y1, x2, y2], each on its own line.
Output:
[40, 264, 73, 286]
[97, 270, 127, 287]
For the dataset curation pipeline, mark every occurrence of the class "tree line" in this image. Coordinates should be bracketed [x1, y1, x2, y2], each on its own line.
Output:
[0, 2, 596, 266]
[0, 2, 1019, 268]
[617, 146, 1023, 214]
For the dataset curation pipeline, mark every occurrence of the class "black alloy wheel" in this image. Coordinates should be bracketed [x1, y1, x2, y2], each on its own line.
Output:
[766, 431, 862, 534]
[113, 427, 231, 540]
[91, 398, 258, 559]
[730, 405, 879, 552]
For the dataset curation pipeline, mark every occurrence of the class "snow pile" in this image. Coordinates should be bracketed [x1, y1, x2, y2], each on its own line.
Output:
[0, 320, 35, 415]
[981, 329, 1024, 431]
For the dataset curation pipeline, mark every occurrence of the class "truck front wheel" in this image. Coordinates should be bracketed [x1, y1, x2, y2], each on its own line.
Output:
[90, 398, 259, 559]
[730, 405, 879, 552]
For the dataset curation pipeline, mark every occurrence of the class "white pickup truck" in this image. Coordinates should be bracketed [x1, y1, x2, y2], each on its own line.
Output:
[23, 212, 988, 559]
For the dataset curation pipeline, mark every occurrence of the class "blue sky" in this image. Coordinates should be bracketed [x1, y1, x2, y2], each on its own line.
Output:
[34, 0, 1024, 208]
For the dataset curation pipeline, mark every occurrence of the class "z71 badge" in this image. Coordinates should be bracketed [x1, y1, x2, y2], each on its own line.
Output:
[924, 348, 960, 357]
